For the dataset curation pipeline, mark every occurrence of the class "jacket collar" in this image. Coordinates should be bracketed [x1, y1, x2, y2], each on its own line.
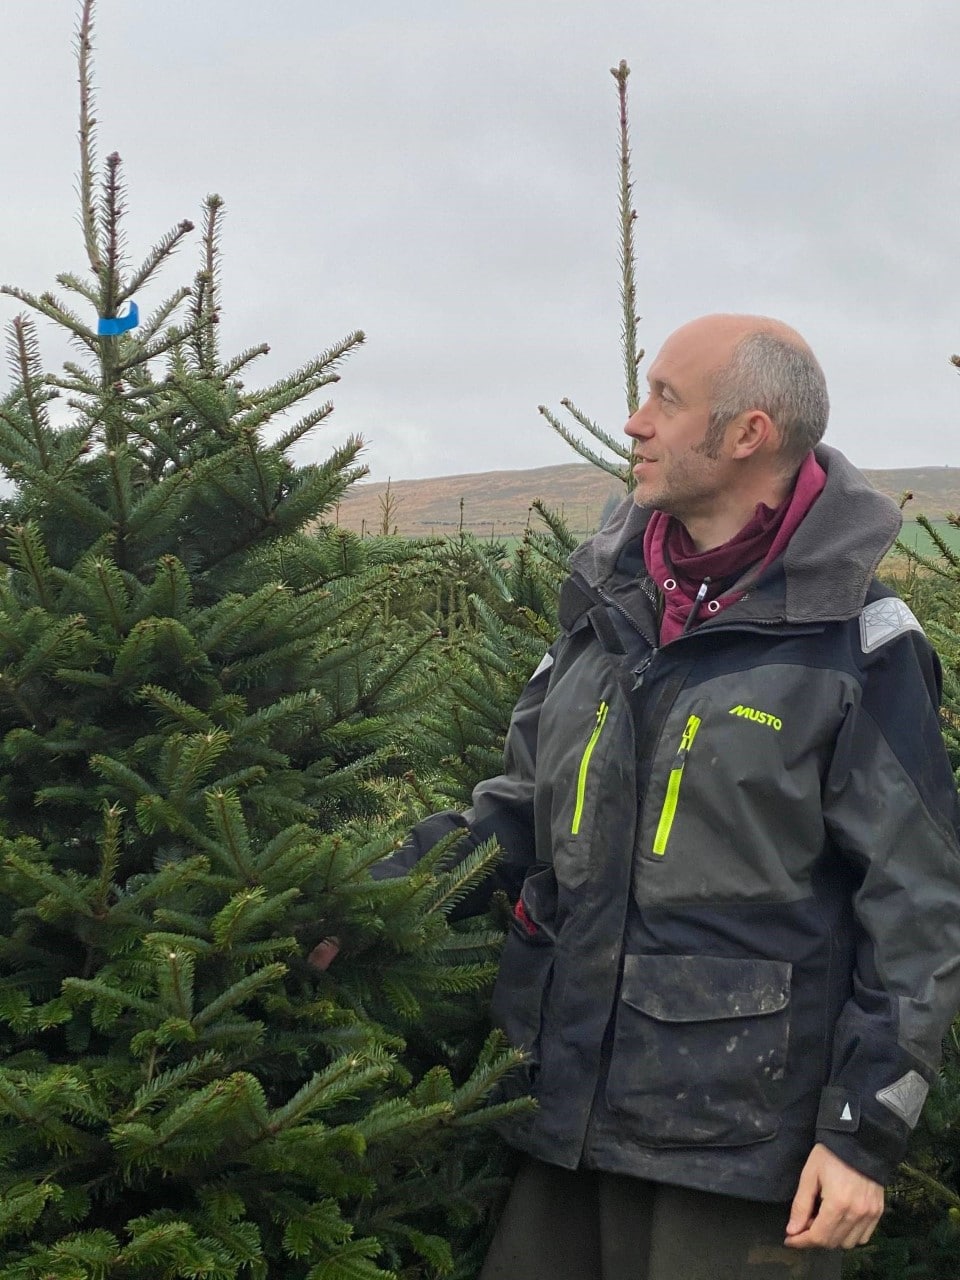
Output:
[567, 444, 902, 626]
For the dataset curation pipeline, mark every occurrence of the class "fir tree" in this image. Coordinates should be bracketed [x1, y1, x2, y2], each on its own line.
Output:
[538, 60, 642, 490]
[0, 5, 525, 1277]
[406, 504, 575, 814]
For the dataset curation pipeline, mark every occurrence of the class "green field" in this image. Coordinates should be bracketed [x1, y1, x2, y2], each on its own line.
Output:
[895, 520, 960, 559]
[441, 519, 960, 568]
[485, 521, 960, 564]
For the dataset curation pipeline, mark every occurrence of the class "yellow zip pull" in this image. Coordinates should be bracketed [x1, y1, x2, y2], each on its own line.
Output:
[678, 715, 701, 755]
[652, 713, 701, 856]
[571, 700, 609, 835]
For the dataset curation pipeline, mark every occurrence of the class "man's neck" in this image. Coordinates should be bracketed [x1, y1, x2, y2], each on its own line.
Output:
[679, 478, 793, 552]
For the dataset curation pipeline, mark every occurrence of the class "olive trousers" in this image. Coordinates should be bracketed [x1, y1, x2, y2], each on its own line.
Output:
[479, 1157, 842, 1280]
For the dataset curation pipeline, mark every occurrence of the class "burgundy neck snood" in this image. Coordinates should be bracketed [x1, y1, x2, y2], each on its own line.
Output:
[642, 451, 827, 645]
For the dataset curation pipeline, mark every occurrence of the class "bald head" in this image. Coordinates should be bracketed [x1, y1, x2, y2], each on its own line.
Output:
[672, 313, 814, 352]
[678, 314, 829, 469]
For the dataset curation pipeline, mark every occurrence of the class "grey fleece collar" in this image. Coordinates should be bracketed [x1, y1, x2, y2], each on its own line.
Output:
[568, 444, 902, 625]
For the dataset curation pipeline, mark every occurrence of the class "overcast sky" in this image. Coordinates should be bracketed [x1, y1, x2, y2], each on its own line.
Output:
[2, 1, 960, 483]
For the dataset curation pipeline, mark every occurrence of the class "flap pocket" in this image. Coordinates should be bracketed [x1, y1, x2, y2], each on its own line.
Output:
[621, 953, 791, 1023]
[607, 953, 793, 1148]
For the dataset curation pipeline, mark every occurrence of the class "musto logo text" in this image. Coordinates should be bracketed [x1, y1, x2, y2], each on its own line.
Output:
[728, 704, 783, 731]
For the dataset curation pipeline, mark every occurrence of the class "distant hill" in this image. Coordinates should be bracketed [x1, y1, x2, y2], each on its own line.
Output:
[331, 462, 960, 539]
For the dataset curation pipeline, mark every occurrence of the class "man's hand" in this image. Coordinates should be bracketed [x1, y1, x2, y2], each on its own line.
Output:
[785, 1142, 884, 1250]
[307, 937, 341, 970]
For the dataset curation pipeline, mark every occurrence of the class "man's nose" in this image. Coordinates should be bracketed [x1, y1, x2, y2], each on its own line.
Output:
[624, 398, 654, 439]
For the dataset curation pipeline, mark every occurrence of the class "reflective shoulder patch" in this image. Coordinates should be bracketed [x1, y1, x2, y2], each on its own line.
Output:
[876, 1070, 929, 1128]
[859, 597, 924, 654]
[530, 651, 555, 681]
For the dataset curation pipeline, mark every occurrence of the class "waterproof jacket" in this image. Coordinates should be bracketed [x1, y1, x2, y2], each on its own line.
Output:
[388, 444, 960, 1202]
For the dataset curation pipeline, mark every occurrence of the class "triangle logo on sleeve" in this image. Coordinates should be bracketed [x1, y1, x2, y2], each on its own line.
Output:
[816, 1088, 860, 1132]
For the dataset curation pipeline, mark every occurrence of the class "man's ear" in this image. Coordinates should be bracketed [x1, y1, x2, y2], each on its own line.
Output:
[729, 410, 777, 460]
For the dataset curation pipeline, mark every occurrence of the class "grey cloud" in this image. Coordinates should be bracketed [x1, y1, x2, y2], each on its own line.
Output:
[1, 0, 960, 480]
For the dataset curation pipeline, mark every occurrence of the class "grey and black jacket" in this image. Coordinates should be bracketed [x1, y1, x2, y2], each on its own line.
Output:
[388, 444, 960, 1202]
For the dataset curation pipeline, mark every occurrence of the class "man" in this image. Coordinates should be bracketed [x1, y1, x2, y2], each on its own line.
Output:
[315, 315, 960, 1279]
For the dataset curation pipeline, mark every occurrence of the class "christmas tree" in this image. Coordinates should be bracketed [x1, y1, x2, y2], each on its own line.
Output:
[539, 60, 642, 490]
[0, 4, 525, 1276]
[406, 503, 575, 816]
[845, 527, 960, 1278]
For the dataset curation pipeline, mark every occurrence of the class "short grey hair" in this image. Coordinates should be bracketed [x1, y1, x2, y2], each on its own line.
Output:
[704, 331, 829, 467]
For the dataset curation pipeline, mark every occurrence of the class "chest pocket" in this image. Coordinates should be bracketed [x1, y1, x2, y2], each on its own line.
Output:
[549, 696, 616, 890]
[651, 712, 701, 856]
[572, 700, 609, 834]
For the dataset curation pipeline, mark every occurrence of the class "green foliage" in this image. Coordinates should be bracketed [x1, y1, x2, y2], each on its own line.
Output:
[381, 502, 572, 813]
[0, 5, 529, 1276]
[343, 510, 573, 1277]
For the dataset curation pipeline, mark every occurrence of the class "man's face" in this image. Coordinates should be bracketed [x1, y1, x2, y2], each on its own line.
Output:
[624, 319, 737, 520]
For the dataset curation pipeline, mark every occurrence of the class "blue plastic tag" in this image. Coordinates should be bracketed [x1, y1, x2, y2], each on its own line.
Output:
[97, 302, 139, 336]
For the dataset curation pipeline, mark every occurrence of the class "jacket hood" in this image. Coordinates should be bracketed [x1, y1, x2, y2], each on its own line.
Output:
[568, 444, 902, 624]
